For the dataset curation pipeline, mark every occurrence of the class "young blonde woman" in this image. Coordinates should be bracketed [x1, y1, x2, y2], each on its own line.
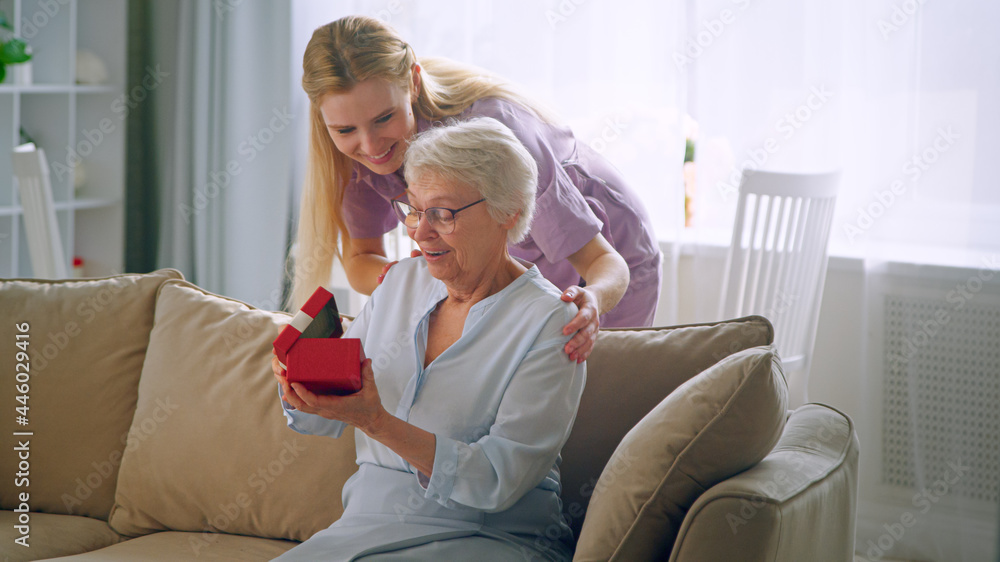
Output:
[292, 15, 661, 362]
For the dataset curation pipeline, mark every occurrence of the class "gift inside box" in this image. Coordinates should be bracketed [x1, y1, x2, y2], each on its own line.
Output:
[298, 296, 343, 339]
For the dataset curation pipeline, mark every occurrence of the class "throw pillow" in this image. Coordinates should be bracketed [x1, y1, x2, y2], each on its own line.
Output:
[560, 316, 774, 538]
[107, 280, 358, 544]
[573, 345, 788, 561]
[0, 269, 183, 519]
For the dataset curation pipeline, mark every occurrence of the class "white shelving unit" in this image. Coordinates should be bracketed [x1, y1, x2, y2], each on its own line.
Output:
[0, 0, 126, 278]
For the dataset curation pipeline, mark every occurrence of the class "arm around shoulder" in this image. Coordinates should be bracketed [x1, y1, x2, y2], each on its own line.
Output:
[342, 235, 392, 296]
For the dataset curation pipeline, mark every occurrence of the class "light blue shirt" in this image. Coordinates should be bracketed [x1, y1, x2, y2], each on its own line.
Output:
[277, 257, 586, 561]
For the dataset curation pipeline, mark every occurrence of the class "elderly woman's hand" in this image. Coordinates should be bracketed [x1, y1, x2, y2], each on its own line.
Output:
[271, 352, 296, 409]
[560, 286, 599, 364]
[273, 357, 388, 433]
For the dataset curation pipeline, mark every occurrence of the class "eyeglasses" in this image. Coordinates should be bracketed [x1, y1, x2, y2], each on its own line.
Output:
[391, 198, 486, 234]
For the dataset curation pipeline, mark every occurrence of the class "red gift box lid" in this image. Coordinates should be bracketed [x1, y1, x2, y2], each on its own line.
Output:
[274, 286, 345, 365]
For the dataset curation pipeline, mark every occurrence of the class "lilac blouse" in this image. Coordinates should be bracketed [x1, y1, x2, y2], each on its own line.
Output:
[341, 97, 661, 327]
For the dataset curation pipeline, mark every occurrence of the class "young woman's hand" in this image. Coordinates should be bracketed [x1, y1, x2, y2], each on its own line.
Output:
[376, 261, 398, 286]
[375, 250, 424, 285]
[560, 285, 600, 364]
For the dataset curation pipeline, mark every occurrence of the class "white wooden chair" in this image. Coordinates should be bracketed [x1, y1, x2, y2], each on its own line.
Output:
[720, 169, 840, 408]
[12, 143, 68, 279]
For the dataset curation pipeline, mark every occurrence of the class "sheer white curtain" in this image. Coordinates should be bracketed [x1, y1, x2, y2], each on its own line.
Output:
[684, 1, 1000, 561]
[686, 0, 1000, 260]
[290, 0, 687, 321]
[154, 0, 293, 306]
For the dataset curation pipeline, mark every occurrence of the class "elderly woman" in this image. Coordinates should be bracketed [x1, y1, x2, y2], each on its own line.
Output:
[272, 117, 586, 561]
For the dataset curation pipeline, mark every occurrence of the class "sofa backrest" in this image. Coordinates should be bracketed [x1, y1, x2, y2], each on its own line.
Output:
[560, 316, 774, 539]
[0, 269, 183, 520]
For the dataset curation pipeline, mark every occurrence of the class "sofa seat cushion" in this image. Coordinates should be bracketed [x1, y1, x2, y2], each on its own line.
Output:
[574, 345, 788, 561]
[108, 280, 358, 542]
[0, 269, 183, 520]
[0, 510, 124, 561]
[37, 530, 298, 561]
[668, 404, 860, 562]
[560, 316, 774, 539]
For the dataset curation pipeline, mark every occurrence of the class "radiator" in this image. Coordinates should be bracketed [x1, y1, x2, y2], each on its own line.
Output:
[882, 294, 1000, 505]
[857, 268, 1000, 562]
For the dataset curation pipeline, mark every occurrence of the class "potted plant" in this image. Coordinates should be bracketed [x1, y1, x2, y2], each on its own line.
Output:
[0, 11, 32, 84]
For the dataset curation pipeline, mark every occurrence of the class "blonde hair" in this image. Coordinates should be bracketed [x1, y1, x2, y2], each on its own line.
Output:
[404, 117, 537, 244]
[289, 15, 555, 310]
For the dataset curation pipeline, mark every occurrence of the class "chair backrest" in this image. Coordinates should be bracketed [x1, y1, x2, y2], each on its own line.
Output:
[12, 143, 67, 279]
[719, 170, 840, 403]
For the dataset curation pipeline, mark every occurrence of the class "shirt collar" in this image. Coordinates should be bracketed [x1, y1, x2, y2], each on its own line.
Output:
[421, 261, 540, 317]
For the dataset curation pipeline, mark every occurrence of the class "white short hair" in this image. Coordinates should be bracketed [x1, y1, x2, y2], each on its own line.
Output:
[403, 117, 537, 244]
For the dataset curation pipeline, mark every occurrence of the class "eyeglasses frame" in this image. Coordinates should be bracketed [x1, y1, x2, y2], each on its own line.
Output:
[392, 197, 487, 234]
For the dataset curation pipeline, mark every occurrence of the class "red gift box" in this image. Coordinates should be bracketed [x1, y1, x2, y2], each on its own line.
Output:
[273, 287, 364, 395]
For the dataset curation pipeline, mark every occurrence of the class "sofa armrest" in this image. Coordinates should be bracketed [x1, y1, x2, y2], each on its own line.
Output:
[668, 404, 859, 562]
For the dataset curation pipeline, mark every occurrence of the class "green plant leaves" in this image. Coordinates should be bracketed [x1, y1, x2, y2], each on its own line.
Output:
[1, 38, 31, 65]
[0, 9, 33, 83]
[684, 138, 695, 163]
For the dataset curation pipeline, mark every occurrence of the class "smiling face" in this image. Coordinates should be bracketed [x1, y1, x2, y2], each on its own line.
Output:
[319, 75, 419, 175]
[406, 172, 514, 292]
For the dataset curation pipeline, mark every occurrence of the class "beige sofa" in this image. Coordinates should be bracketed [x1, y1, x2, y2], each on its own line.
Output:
[0, 270, 858, 561]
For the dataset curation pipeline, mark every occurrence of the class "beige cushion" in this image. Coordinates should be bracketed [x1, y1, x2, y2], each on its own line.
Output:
[0, 269, 183, 519]
[108, 280, 358, 542]
[560, 316, 774, 538]
[0, 510, 124, 561]
[573, 345, 788, 562]
[40, 530, 298, 561]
